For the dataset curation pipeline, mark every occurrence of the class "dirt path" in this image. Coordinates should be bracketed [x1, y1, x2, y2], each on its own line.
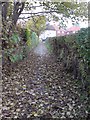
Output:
[34, 42, 48, 57]
[2, 42, 88, 119]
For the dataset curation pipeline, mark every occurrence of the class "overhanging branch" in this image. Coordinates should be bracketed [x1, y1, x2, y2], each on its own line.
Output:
[21, 11, 59, 15]
[19, 10, 60, 19]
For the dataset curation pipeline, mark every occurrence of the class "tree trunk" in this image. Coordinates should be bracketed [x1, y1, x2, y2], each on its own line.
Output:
[2, 2, 9, 25]
[12, 2, 25, 25]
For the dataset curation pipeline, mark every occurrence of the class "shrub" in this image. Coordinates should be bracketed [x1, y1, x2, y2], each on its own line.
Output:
[46, 27, 90, 92]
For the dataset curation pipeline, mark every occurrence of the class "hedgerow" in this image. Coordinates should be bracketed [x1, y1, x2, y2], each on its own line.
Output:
[46, 27, 90, 109]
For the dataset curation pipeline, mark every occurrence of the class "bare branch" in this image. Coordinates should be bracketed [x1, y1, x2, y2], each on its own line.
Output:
[21, 10, 59, 15]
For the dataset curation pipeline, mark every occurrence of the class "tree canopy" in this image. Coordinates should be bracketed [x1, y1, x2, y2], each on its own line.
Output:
[1, 1, 88, 27]
[1, 0, 88, 35]
[26, 16, 46, 36]
[21, 1, 88, 20]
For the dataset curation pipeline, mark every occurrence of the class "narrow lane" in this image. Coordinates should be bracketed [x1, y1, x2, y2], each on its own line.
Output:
[34, 42, 48, 57]
[2, 42, 88, 119]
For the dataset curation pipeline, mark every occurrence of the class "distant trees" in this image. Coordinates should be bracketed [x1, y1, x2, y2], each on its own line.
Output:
[26, 16, 46, 36]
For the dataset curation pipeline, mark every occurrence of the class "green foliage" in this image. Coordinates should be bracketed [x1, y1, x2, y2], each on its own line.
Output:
[7, 29, 39, 63]
[31, 32, 39, 46]
[4, 47, 24, 63]
[46, 27, 90, 99]
[25, 28, 31, 47]
[9, 54, 19, 63]
[42, 2, 88, 23]
[8, 53, 23, 63]
[3, 31, 24, 63]
[26, 16, 46, 36]
[24, 28, 39, 49]
[47, 27, 90, 73]
[10, 33, 20, 44]
[25, 29, 31, 41]
[45, 38, 53, 53]
[76, 27, 90, 66]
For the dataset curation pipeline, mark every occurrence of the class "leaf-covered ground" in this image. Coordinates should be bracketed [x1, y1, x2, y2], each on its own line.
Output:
[2, 43, 88, 119]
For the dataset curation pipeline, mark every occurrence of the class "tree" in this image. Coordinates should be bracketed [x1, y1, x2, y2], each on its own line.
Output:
[1, 1, 88, 27]
[1, 1, 87, 43]
[12, 2, 25, 25]
[42, 2, 88, 17]
[2, 1, 25, 25]
[2, 1, 25, 32]
[26, 16, 46, 36]
[1, 1, 25, 49]
[17, 1, 88, 30]
[1, 1, 88, 62]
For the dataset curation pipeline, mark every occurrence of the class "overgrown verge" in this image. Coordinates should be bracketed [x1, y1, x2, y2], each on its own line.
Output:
[2, 26, 39, 68]
[46, 27, 90, 116]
